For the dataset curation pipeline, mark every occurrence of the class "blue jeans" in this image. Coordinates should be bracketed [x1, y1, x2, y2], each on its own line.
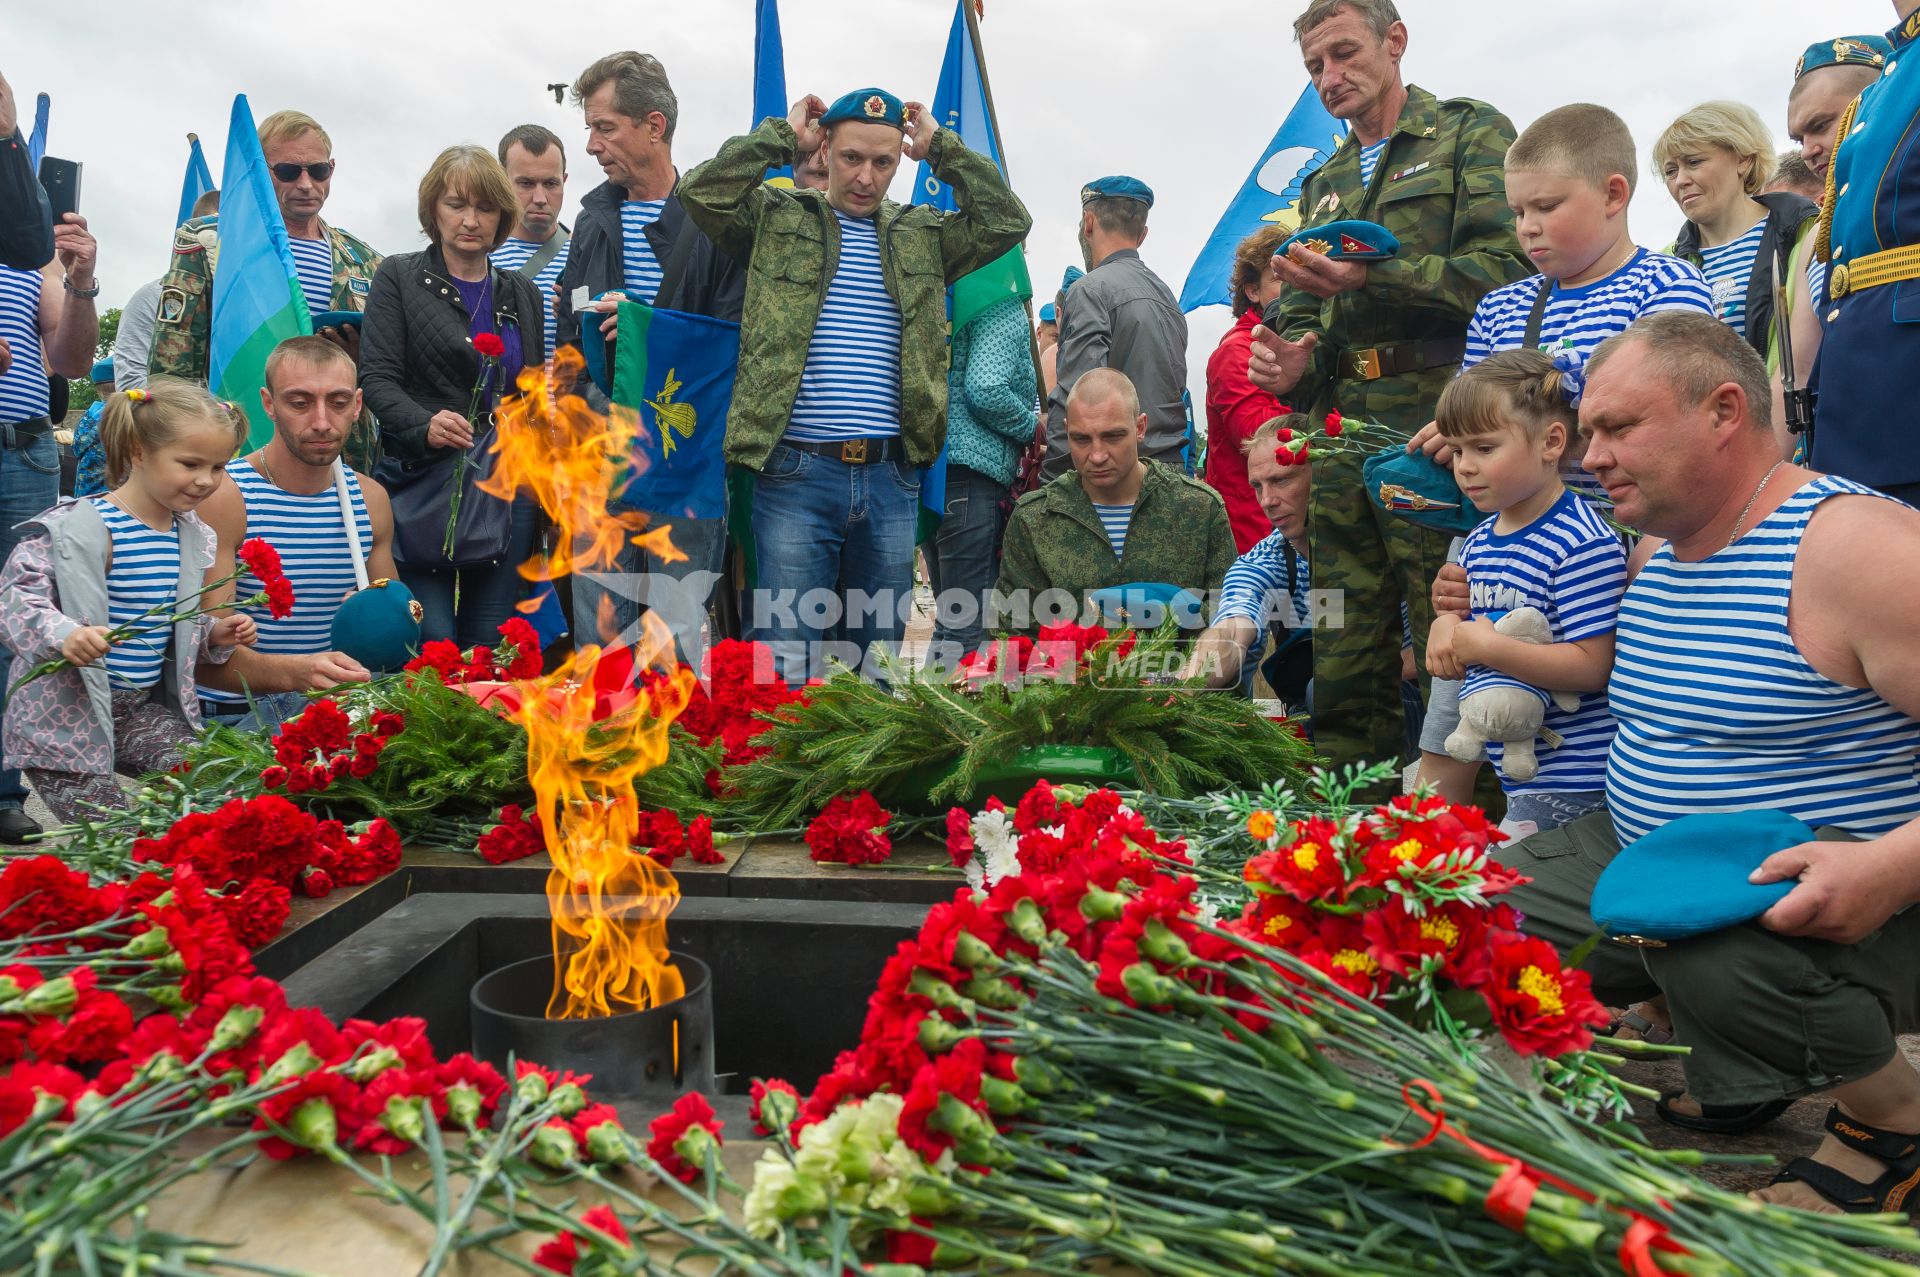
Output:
[921, 464, 1008, 661]
[0, 430, 61, 807]
[403, 497, 538, 649]
[200, 691, 312, 732]
[572, 512, 726, 665]
[748, 443, 918, 685]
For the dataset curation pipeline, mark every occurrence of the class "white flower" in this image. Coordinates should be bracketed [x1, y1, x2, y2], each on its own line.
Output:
[964, 859, 985, 891]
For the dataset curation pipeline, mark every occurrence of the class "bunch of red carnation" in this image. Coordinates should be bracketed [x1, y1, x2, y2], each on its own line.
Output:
[260, 699, 404, 794]
[635, 809, 722, 868]
[236, 537, 298, 619]
[131, 793, 401, 901]
[640, 640, 807, 795]
[0, 964, 134, 1066]
[476, 804, 545, 864]
[1231, 793, 1607, 1057]
[955, 622, 1139, 687]
[944, 780, 1190, 888]
[805, 791, 892, 866]
[404, 617, 545, 685]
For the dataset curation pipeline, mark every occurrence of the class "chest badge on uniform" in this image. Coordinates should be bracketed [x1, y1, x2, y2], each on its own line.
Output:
[158, 287, 187, 324]
[1389, 161, 1431, 182]
[1422, 125, 1436, 137]
[348, 277, 371, 296]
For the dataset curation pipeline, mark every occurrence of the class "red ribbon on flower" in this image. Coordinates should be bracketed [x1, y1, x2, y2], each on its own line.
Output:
[1392, 1078, 1690, 1277]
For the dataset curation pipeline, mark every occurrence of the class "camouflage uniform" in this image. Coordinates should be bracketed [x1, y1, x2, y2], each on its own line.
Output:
[1262, 85, 1528, 774]
[995, 461, 1237, 631]
[148, 215, 384, 471]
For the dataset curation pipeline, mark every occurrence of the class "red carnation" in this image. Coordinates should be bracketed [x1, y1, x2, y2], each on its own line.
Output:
[533, 1205, 630, 1274]
[237, 538, 297, 619]
[473, 332, 506, 360]
[477, 805, 545, 864]
[495, 617, 544, 680]
[749, 1077, 800, 1137]
[805, 792, 893, 866]
[686, 815, 723, 866]
[646, 1092, 724, 1183]
[1324, 410, 1344, 437]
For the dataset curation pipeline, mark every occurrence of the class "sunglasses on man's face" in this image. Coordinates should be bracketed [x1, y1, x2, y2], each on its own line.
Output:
[271, 161, 336, 183]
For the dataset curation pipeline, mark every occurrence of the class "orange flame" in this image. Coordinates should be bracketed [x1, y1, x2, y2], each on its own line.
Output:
[483, 350, 694, 1020]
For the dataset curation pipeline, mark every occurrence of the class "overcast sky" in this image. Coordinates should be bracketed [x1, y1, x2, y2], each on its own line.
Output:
[8, 0, 1903, 393]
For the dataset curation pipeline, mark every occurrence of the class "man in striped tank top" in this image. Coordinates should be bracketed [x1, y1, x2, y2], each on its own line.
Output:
[1499, 313, 1920, 1215]
[194, 337, 399, 727]
[0, 209, 99, 844]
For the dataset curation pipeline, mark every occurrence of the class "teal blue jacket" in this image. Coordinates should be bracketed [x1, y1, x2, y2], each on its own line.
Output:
[945, 296, 1038, 486]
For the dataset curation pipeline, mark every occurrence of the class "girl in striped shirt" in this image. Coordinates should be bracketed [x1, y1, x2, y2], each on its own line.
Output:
[1425, 351, 1628, 839]
[0, 380, 254, 823]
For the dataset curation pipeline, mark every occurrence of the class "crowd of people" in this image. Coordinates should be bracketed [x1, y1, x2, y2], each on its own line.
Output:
[2, 0, 1920, 1220]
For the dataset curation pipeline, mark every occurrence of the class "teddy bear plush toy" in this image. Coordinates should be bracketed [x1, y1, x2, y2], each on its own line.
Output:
[1443, 607, 1581, 782]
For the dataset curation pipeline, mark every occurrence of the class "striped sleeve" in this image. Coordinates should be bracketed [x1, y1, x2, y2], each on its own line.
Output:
[1550, 534, 1627, 640]
[1216, 532, 1289, 626]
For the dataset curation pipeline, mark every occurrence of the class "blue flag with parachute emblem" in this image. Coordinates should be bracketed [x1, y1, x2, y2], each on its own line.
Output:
[1178, 83, 1346, 312]
[610, 301, 741, 522]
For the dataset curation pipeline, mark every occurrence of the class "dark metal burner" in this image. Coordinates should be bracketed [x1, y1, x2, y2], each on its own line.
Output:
[470, 953, 715, 1100]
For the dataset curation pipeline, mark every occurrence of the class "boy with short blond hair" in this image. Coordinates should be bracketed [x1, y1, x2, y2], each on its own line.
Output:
[1414, 102, 1714, 809]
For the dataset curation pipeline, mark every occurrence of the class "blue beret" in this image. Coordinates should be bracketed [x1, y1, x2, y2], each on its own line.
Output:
[91, 358, 115, 383]
[1795, 34, 1892, 79]
[1277, 219, 1401, 262]
[820, 88, 907, 131]
[1087, 582, 1206, 631]
[1363, 448, 1480, 537]
[330, 578, 424, 674]
[1038, 303, 1057, 324]
[1080, 176, 1153, 208]
[1061, 265, 1084, 292]
[1590, 810, 1814, 942]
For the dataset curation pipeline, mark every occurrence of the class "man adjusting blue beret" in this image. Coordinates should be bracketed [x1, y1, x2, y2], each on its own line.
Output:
[819, 88, 909, 131]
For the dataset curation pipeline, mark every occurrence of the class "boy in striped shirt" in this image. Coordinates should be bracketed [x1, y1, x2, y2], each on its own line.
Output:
[1409, 104, 1713, 806]
[1425, 350, 1626, 838]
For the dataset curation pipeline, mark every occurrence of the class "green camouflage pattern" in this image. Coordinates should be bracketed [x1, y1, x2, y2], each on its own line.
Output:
[994, 461, 1237, 632]
[1271, 85, 1528, 773]
[677, 118, 1031, 472]
[148, 215, 384, 471]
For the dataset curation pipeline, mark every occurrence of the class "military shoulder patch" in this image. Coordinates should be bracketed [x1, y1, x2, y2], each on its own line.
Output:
[158, 287, 188, 324]
[172, 239, 204, 257]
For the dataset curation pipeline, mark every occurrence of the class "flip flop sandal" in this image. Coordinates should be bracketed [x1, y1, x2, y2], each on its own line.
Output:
[1770, 1106, 1920, 1214]
[1654, 1089, 1792, 1135]
[1605, 1008, 1676, 1046]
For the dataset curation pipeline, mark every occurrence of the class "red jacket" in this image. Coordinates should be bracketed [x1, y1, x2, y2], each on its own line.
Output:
[1204, 308, 1288, 554]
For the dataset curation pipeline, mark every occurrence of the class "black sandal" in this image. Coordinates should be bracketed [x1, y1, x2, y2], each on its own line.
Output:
[1654, 1089, 1792, 1135]
[1770, 1106, 1920, 1214]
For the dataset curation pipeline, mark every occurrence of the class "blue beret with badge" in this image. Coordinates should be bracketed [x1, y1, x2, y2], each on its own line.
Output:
[1363, 446, 1480, 537]
[820, 88, 908, 131]
[1080, 176, 1154, 208]
[1590, 810, 1816, 942]
[330, 577, 424, 674]
[1087, 581, 1206, 631]
[1794, 34, 1893, 80]
[1276, 219, 1401, 262]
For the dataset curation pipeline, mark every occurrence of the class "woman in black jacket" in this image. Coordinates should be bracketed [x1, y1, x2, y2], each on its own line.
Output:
[359, 144, 546, 648]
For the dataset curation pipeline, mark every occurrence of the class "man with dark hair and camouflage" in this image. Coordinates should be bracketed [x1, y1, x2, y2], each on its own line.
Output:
[1248, 0, 1528, 778]
[149, 111, 381, 468]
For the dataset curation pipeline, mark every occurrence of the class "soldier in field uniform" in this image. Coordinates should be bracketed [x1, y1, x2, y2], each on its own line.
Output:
[149, 109, 381, 470]
[1249, 0, 1528, 776]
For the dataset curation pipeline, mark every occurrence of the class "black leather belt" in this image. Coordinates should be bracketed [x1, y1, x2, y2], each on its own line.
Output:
[783, 437, 906, 464]
[1344, 338, 1468, 381]
[1, 416, 53, 448]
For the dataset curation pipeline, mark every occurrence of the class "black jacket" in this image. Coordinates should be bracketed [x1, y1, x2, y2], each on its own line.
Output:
[358, 243, 547, 467]
[0, 131, 52, 270]
[555, 178, 745, 367]
[1673, 191, 1819, 360]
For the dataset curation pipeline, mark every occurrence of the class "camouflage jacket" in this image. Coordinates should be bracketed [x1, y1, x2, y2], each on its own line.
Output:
[677, 118, 1031, 472]
[1264, 85, 1528, 434]
[995, 460, 1237, 630]
[149, 216, 384, 466]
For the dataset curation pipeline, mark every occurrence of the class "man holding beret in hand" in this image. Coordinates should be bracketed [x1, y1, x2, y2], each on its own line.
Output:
[678, 87, 1030, 685]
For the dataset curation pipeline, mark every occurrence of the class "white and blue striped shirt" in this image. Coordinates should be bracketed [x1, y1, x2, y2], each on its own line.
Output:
[1464, 250, 1713, 504]
[287, 235, 334, 315]
[619, 200, 668, 302]
[1460, 490, 1626, 794]
[0, 267, 48, 423]
[1698, 219, 1765, 336]
[785, 212, 904, 443]
[1090, 502, 1133, 560]
[1607, 477, 1920, 844]
[201, 460, 373, 704]
[95, 499, 181, 691]
[1217, 531, 1312, 629]
[491, 236, 570, 355]
[1358, 140, 1389, 188]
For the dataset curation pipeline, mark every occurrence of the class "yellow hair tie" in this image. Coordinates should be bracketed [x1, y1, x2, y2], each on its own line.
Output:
[125, 388, 149, 403]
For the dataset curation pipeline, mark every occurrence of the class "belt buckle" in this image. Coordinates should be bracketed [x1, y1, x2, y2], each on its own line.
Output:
[1350, 348, 1382, 380]
[1608, 934, 1668, 949]
[840, 439, 869, 464]
[1830, 262, 1851, 299]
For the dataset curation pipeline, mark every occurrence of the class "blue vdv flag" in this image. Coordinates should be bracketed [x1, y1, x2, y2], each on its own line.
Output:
[754, 0, 792, 183]
[912, 0, 1032, 543]
[26, 94, 48, 170]
[1178, 83, 1346, 312]
[611, 301, 741, 521]
[178, 133, 214, 228]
